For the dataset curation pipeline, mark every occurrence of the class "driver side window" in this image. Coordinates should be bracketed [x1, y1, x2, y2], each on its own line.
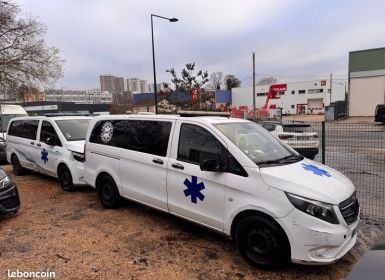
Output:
[40, 121, 61, 146]
[177, 123, 223, 165]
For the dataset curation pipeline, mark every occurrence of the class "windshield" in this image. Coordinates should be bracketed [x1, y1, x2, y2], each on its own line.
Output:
[55, 119, 90, 141]
[0, 114, 28, 132]
[214, 121, 300, 165]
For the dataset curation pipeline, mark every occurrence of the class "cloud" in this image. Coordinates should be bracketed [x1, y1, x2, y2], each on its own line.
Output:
[16, 0, 385, 89]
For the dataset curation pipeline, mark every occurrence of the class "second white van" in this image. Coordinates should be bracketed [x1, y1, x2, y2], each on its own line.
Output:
[7, 116, 91, 191]
[84, 112, 359, 269]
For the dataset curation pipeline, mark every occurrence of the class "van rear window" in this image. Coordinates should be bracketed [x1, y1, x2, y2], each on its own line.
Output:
[89, 120, 172, 157]
[8, 120, 39, 140]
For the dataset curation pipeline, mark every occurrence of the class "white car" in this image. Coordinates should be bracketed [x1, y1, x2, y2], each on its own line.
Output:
[6, 116, 91, 191]
[261, 121, 319, 159]
[84, 112, 359, 268]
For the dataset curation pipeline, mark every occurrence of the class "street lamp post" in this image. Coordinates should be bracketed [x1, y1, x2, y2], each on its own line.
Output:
[151, 14, 178, 114]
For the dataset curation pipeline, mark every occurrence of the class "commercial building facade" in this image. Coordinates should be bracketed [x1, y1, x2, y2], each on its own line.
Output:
[349, 47, 385, 116]
[232, 80, 345, 115]
[45, 89, 113, 104]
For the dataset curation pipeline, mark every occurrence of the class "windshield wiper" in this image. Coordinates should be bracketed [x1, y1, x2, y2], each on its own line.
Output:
[257, 154, 304, 166]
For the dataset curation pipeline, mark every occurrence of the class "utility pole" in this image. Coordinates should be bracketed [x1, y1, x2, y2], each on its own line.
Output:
[253, 52, 256, 121]
[329, 73, 333, 105]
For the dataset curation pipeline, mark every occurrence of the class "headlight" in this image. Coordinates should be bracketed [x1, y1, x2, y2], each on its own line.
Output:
[286, 192, 339, 224]
[72, 151, 85, 162]
[0, 174, 13, 190]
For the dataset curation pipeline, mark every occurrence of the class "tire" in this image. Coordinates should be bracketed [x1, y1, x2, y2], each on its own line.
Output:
[235, 216, 290, 269]
[11, 155, 26, 176]
[58, 165, 75, 192]
[97, 175, 121, 208]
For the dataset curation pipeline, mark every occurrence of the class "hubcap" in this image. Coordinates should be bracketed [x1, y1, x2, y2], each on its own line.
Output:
[102, 183, 113, 201]
[247, 228, 274, 256]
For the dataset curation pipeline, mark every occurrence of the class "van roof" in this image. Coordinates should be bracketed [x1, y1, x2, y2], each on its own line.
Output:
[10, 116, 92, 121]
[92, 114, 250, 125]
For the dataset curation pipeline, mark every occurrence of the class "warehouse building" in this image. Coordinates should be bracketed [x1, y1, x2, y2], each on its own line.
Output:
[349, 47, 385, 116]
[232, 80, 345, 115]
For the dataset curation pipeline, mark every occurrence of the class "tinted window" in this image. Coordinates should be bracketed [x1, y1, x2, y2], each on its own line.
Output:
[0, 114, 28, 132]
[8, 120, 38, 140]
[177, 124, 223, 165]
[40, 121, 61, 146]
[55, 119, 90, 141]
[89, 120, 172, 157]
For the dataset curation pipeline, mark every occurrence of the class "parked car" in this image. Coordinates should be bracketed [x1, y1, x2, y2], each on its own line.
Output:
[84, 112, 359, 269]
[6, 116, 91, 191]
[0, 167, 20, 215]
[260, 121, 319, 159]
[0, 104, 28, 162]
[375, 104, 385, 125]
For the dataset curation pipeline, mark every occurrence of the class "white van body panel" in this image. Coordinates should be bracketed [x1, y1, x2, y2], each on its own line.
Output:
[260, 159, 355, 205]
[84, 114, 359, 265]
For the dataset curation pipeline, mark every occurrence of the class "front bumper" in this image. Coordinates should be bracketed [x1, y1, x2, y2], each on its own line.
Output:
[69, 160, 87, 186]
[0, 184, 21, 214]
[277, 208, 359, 264]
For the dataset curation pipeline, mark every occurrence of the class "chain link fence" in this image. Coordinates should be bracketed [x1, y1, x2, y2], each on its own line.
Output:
[271, 121, 385, 225]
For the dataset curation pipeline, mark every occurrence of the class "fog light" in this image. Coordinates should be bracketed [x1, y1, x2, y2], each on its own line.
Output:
[313, 248, 328, 258]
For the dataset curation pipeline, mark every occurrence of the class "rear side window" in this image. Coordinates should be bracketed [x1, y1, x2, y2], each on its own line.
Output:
[40, 121, 61, 146]
[8, 120, 39, 140]
[89, 120, 172, 157]
[177, 123, 223, 165]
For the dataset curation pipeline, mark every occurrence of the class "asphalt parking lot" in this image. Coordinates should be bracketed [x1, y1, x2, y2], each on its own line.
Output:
[0, 164, 384, 280]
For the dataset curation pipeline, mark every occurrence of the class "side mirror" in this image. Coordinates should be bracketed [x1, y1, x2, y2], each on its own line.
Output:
[45, 137, 54, 146]
[200, 159, 224, 172]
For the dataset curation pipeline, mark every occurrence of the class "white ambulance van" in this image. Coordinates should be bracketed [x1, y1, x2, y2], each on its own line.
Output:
[84, 112, 359, 268]
[6, 116, 91, 191]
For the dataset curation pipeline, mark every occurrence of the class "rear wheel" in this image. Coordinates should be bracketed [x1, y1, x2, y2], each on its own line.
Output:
[97, 175, 121, 208]
[58, 165, 75, 192]
[11, 155, 26, 176]
[235, 216, 290, 269]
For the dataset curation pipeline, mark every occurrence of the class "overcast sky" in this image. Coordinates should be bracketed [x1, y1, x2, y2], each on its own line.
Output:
[17, 0, 385, 90]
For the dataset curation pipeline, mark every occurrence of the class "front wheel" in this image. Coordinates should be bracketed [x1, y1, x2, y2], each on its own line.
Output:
[235, 216, 290, 269]
[97, 175, 121, 208]
[11, 155, 26, 176]
[58, 165, 75, 192]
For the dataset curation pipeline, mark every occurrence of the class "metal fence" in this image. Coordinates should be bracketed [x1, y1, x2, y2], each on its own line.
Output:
[289, 122, 385, 225]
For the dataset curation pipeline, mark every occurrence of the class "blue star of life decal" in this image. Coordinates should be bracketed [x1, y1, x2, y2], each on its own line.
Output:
[41, 149, 48, 164]
[183, 176, 205, 203]
[301, 163, 331, 177]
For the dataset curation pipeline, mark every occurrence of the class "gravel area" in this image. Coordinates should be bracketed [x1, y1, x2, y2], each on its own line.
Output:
[0, 164, 384, 280]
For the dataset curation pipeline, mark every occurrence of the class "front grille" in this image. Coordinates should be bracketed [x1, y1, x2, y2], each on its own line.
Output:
[0, 196, 20, 210]
[339, 193, 359, 225]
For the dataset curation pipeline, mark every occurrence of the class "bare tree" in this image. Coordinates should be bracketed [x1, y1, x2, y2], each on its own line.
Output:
[257, 76, 277, 86]
[224, 74, 241, 90]
[0, 0, 65, 92]
[207, 71, 224, 90]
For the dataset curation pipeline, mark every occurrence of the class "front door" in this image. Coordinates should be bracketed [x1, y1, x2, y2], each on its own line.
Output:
[36, 120, 62, 176]
[167, 121, 226, 231]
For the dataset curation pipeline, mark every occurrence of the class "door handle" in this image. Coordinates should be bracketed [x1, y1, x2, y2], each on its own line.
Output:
[37, 143, 42, 147]
[30, 141, 34, 145]
[172, 163, 184, 170]
[152, 158, 164, 165]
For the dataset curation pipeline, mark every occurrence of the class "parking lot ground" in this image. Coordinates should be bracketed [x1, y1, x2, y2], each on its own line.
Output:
[0, 165, 384, 280]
